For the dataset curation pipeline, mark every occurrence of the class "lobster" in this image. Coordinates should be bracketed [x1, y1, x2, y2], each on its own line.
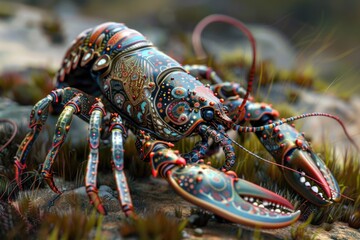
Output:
[13, 15, 350, 229]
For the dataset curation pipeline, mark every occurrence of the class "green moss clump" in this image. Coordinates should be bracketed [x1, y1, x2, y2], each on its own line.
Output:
[119, 211, 186, 240]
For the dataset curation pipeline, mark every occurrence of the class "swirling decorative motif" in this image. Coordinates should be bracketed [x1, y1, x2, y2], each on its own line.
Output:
[170, 164, 233, 202]
[153, 72, 204, 139]
[167, 100, 191, 124]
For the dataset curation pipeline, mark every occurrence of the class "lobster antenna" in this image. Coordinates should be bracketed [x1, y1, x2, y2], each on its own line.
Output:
[0, 119, 18, 152]
[225, 133, 354, 202]
[192, 14, 256, 121]
[233, 112, 359, 151]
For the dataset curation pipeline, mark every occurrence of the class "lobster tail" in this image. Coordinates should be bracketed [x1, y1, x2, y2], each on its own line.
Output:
[55, 22, 152, 96]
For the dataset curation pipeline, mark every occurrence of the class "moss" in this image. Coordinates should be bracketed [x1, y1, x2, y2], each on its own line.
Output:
[119, 211, 186, 240]
[0, 68, 55, 105]
[190, 52, 315, 90]
[41, 15, 65, 44]
[0, 2, 15, 20]
[38, 210, 103, 240]
[291, 214, 315, 240]
[0, 190, 104, 240]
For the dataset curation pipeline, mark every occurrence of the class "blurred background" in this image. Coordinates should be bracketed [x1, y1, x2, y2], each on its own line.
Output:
[0, 0, 359, 80]
[0, 0, 359, 152]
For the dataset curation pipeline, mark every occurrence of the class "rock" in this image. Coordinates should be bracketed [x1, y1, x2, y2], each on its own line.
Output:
[348, 210, 360, 229]
[187, 208, 212, 227]
[0, 97, 17, 110]
[323, 223, 334, 231]
[181, 230, 190, 239]
[188, 214, 200, 227]
[99, 185, 114, 194]
[42, 184, 121, 214]
[98, 185, 117, 201]
[71, 186, 87, 196]
[199, 24, 296, 70]
[0, 96, 88, 150]
[258, 83, 360, 156]
[194, 228, 203, 237]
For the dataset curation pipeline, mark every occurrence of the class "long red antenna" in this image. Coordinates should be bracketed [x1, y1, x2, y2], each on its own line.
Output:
[192, 14, 256, 120]
[0, 119, 17, 152]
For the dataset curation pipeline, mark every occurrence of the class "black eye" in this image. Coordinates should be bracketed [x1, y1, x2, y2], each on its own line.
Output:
[202, 108, 214, 121]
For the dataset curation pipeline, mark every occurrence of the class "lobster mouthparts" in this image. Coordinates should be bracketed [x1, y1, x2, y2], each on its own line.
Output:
[167, 164, 300, 228]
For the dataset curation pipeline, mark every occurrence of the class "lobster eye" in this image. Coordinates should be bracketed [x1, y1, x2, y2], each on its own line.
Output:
[202, 108, 214, 121]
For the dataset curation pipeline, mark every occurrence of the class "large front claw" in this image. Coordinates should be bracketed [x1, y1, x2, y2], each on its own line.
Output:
[167, 164, 300, 228]
[258, 123, 340, 206]
[238, 100, 341, 206]
[277, 124, 340, 205]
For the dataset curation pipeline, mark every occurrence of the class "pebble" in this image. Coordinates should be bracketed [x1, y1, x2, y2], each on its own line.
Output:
[194, 228, 203, 237]
[181, 230, 190, 238]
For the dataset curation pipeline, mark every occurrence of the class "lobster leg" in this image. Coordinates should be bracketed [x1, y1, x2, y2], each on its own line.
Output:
[179, 123, 236, 172]
[85, 100, 107, 214]
[184, 65, 249, 100]
[183, 65, 223, 84]
[109, 113, 134, 217]
[198, 124, 236, 172]
[140, 138, 300, 228]
[14, 90, 62, 187]
[182, 134, 209, 163]
[41, 98, 79, 193]
[41, 91, 96, 194]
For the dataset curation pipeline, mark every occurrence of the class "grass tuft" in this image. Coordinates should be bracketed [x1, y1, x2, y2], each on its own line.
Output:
[291, 214, 314, 240]
[38, 210, 103, 240]
[119, 211, 187, 240]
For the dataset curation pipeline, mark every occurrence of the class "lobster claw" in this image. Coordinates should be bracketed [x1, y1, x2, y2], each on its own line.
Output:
[281, 139, 341, 205]
[266, 124, 341, 205]
[167, 164, 300, 228]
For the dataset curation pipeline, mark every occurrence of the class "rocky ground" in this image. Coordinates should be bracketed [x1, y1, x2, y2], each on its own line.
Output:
[6, 176, 359, 240]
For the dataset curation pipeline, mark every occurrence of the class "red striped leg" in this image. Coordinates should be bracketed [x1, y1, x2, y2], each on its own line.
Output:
[41, 94, 84, 194]
[110, 114, 134, 216]
[14, 90, 62, 188]
[85, 100, 107, 214]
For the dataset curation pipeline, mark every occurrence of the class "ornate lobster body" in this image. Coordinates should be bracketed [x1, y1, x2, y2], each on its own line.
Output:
[57, 22, 230, 142]
[14, 19, 346, 229]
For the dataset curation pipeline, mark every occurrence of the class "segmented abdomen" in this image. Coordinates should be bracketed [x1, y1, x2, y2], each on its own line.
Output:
[55, 22, 152, 95]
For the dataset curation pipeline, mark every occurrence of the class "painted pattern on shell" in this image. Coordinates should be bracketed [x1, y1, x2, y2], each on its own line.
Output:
[105, 46, 182, 137]
[170, 164, 293, 222]
[154, 71, 205, 138]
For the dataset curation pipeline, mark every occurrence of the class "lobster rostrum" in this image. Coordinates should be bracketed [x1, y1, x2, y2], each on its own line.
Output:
[13, 16, 351, 228]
